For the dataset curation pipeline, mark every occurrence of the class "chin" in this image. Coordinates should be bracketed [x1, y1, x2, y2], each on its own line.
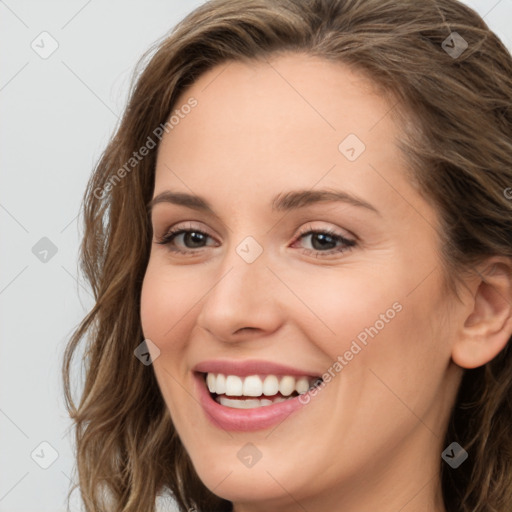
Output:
[191, 456, 306, 504]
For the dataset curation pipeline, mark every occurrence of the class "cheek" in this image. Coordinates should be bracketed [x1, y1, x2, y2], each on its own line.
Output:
[140, 263, 200, 415]
[342, 270, 455, 418]
[305, 265, 452, 407]
[140, 262, 197, 347]
[287, 267, 404, 358]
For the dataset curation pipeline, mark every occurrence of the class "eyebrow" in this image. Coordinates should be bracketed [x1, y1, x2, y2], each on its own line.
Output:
[147, 188, 379, 216]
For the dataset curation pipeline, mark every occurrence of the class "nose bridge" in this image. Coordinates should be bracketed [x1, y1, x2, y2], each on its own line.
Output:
[196, 234, 282, 340]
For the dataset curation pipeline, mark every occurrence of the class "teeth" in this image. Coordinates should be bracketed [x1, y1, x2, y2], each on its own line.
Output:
[279, 376, 296, 396]
[296, 377, 310, 394]
[206, 373, 319, 398]
[225, 375, 243, 396]
[243, 375, 263, 397]
[216, 373, 226, 395]
[262, 375, 279, 396]
[207, 373, 216, 393]
[218, 395, 287, 408]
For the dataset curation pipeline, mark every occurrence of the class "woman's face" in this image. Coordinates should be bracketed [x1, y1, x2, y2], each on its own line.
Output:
[141, 54, 463, 511]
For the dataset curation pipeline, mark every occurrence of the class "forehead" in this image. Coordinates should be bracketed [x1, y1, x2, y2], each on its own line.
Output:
[154, 53, 403, 187]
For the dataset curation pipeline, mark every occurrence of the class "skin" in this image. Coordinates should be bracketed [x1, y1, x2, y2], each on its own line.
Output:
[140, 54, 512, 512]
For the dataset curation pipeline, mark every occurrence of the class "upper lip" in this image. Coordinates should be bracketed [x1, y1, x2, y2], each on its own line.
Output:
[193, 359, 322, 378]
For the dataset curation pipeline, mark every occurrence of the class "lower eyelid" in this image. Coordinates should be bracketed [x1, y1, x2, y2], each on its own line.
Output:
[157, 229, 356, 259]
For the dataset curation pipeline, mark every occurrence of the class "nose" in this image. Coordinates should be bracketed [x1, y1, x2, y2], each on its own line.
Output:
[196, 244, 284, 343]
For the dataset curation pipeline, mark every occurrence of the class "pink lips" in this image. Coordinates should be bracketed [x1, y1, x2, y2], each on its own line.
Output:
[193, 359, 319, 378]
[192, 359, 321, 432]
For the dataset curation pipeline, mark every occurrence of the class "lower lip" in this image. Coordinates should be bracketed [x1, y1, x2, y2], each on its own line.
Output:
[194, 372, 310, 432]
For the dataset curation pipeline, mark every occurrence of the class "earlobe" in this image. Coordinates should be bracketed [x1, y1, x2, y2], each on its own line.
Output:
[452, 258, 512, 370]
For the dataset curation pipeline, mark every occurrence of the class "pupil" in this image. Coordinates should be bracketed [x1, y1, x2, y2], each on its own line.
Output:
[186, 232, 205, 248]
[312, 233, 335, 250]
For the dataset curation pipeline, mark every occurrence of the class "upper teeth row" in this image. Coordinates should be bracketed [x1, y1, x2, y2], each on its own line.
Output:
[206, 373, 315, 397]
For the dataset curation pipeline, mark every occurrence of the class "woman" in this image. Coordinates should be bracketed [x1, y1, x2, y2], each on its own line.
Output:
[62, 1, 512, 511]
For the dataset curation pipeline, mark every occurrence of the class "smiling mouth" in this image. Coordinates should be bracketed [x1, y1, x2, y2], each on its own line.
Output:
[203, 372, 323, 409]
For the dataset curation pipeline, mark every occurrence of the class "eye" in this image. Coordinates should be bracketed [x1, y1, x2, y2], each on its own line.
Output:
[155, 223, 356, 257]
[155, 223, 217, 255]
[291, 225, 356, 257]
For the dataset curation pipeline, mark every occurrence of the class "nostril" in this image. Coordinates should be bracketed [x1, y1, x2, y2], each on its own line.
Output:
[235, 327, 258, 334]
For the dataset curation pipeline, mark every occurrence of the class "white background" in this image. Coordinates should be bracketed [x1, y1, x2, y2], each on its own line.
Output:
[1, 1, 511, 511]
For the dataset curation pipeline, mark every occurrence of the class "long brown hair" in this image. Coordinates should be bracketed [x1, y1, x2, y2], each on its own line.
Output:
[62, 1, 512, 510]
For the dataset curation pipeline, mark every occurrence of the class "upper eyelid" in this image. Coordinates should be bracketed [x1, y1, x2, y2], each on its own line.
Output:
[151, 211, 230, 236]
[157, 222, 353, 239]
[158, 224, 356, 249]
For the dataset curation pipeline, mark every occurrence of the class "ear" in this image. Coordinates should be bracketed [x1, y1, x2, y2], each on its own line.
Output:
[452, 257, 512, 369]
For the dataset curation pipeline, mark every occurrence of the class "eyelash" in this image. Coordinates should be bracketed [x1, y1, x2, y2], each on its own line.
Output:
[155, 223, 356, 257]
